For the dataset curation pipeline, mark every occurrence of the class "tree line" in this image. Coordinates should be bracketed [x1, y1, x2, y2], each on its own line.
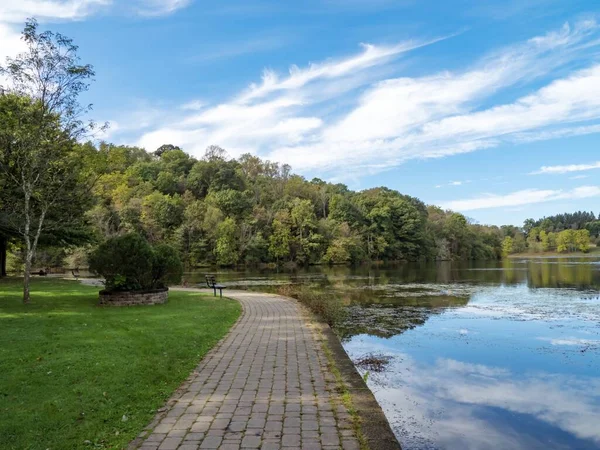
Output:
[17, 142, 506, 269]
[501, 211, 599, 256]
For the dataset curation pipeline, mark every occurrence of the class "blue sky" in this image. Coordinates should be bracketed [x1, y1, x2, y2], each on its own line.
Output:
[1, 0, 599, 226]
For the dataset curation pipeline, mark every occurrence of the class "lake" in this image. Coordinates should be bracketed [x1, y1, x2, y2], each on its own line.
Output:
[186, 258, 600, 450]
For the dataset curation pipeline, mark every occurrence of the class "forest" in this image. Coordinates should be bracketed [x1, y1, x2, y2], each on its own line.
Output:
[4, 140, 598, 273]
[2, 142, 510, 272]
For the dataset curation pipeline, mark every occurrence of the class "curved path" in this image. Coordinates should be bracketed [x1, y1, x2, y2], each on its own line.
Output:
[134, 290, 360, 450]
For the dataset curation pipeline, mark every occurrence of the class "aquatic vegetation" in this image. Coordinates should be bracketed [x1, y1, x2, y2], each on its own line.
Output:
[353, 353, 393, 372]
[277, 284, 346, 326]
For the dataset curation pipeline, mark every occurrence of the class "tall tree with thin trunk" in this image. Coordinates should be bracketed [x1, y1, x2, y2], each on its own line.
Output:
[0, 19, 101, 303]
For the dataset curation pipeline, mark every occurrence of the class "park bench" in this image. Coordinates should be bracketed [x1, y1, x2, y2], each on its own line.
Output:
[205, 274, 227, 298]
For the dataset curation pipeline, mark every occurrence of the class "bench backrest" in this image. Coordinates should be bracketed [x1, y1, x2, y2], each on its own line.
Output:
[205, 274, 217, 288]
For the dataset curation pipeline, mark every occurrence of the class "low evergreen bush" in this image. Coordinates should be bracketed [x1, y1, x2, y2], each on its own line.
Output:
[89, 233, 182, 291]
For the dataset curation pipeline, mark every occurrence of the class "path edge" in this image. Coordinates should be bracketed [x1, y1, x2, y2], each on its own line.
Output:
[128, 289, 246, 450]
[313, 320, 402, 450]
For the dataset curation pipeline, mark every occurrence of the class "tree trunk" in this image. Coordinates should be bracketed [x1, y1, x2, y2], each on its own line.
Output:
[23, 191, 32, 304]
[0, 235, 6, 277]
[23, 249, 32, 303]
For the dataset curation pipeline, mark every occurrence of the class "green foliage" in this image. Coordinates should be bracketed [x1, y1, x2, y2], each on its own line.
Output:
[575, 229, 591, 252]
[152, 244, 184, 287]
[269, 219, 291, 262]
[0, 20, 100, 301]
[502, 236, 514, 257]
[88, 233, 182, 291]
[215, 218, 239, 266]
[527, 211, 597, 233]
[88, 234, 153, 291]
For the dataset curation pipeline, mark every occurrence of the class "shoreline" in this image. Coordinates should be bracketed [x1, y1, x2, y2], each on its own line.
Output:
[507, 249, 600, 259]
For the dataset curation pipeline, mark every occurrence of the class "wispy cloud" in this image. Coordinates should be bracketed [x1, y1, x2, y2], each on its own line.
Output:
[0, 0, 194, 87]
[0, 1, 113, 72]
[0, 0, 191, 54]
[531, 161, 600, 175]
[114, 19, 600, 180]
[0, 0, 111, 22]
[441, 186, 600, 211]
[131, 0, 192, 17]
[180, 100, 205, 111]
[186, 35, 289, 64]
[435, 180, 471, 188]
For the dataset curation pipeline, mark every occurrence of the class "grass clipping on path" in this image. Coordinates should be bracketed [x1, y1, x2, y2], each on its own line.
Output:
[0, 278, 240, 450]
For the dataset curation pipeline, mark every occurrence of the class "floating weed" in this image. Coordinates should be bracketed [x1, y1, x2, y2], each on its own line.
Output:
[353, 353, 393, 372]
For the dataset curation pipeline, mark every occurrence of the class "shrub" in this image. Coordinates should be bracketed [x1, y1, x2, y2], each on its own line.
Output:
[89, 233, 182, 291]
[151, 244, 183, 287]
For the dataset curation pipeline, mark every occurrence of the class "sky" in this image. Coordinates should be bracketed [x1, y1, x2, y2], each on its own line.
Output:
[1, 0, 599, 226]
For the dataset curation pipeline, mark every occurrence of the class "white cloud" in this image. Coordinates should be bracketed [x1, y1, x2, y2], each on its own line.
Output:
[346, 350, 600, 448]
[238, 37, 450, 103]
[131, 0, 191, 17]
[434, 180, 470, 188]
[0, 1, 112, 64]
[115, 19, 600, 180]
[180, 100, 206, 111]
[513, 123, 600, 144]
[0, 0, 191, 65]
[0, 0, 111, 22]
[531, 160, 600, 175]
[441, 185, 600, 212]
[537, 337, 599, 346]
[0, 23, 26, 60]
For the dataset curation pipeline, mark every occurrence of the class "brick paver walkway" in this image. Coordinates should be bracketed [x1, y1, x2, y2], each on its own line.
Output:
[135, 291, 360, 450]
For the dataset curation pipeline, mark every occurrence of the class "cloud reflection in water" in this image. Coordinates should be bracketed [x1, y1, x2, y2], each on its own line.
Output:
[346, 342, 600, 450]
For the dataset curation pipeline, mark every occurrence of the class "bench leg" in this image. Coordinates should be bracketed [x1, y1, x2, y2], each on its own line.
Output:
[219, 289, 223, 298]
[213, 286, 217, 297]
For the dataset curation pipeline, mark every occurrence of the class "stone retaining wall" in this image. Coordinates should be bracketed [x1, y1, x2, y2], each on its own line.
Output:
[98, 288, 168, 306]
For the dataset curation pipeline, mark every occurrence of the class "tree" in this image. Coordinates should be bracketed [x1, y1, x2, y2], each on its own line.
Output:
[556, 230, 576, 253]
[575, 229, 590, 253]
[501, 236, 513, 257]
[154, 144, 181, 157]
[269, 219, 291, 263]
[215, 217, 238, 266]
[0, 235, 6, 277]
[540, 230, 550, 251]
[0, 20, 101, 303]
[523, 218, 535, 235]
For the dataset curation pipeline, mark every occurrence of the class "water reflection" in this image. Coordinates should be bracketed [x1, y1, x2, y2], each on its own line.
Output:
[185, 257, 600, 298]
[344, 341, 600, 450]
[187, 257, 600, 449]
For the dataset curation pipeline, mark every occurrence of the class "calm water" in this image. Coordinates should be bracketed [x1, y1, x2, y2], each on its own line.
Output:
[186, 258, 600, 450]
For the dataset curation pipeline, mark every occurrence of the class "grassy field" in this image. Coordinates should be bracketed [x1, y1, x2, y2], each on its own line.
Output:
[0, 278, 240, 450]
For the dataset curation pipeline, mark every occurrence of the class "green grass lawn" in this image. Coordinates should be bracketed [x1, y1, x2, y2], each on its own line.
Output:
[0, 278, 241, 450]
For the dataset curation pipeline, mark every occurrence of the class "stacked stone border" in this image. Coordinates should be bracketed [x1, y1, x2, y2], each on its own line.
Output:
[98, 288, 169, 306]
